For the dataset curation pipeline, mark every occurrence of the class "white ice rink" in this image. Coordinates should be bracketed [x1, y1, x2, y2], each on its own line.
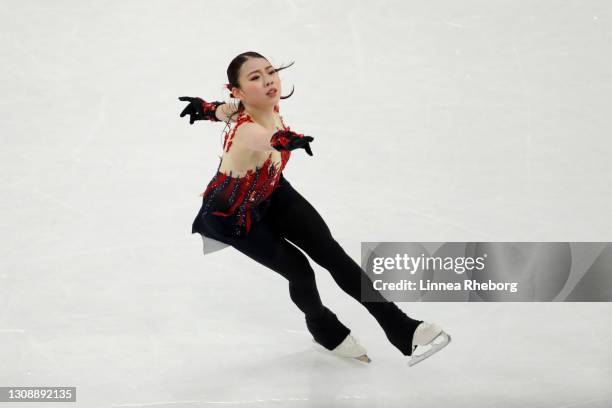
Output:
[2, 1, 612, 407]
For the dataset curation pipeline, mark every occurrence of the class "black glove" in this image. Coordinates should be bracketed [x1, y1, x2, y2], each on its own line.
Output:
[178, 96, 224, 124]
[270, 129, 314, 156]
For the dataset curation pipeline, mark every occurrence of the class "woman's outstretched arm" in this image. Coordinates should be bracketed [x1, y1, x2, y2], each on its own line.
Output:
[234, 121, 314, 155]
[214, 101, 239, 123]
[178, 96, 238, 124]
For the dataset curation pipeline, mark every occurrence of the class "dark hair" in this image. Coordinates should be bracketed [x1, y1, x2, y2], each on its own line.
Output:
[222, 51, 295, 127]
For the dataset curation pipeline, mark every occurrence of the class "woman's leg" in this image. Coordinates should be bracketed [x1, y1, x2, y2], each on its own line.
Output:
[269, 179, 422, 356]
[198, 213, 351, 350]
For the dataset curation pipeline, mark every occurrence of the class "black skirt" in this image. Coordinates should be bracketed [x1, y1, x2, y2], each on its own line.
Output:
[191, 173, 288, 241]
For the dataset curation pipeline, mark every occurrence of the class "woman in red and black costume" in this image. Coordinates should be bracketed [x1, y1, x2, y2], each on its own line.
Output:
[179, 52, 450, 366]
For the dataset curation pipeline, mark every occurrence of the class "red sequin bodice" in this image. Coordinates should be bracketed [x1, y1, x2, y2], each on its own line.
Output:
[194, 105, 291, 237]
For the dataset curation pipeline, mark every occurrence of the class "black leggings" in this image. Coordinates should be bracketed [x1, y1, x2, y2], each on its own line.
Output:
[198, 175, 421, 355]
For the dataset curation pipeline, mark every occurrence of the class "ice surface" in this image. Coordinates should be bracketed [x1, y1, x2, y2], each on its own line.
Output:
[1, 0, 611, 407]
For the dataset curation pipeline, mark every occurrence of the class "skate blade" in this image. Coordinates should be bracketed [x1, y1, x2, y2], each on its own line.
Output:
[408, 332, 451, 367]
[313, 339, 372, 363]
[355, 354, 372, 363]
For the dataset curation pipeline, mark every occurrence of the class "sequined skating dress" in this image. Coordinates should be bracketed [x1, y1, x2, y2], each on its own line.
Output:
[191, 105, 291, 251]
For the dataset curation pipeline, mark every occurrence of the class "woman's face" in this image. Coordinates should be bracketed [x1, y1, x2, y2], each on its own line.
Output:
[234, 58, 280, 108]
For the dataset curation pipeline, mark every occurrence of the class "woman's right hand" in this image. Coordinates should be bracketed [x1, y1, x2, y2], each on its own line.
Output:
[178, 96, 224, 124]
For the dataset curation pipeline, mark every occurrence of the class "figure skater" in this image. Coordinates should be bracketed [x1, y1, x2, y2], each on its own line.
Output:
[179, 51, 450, 366]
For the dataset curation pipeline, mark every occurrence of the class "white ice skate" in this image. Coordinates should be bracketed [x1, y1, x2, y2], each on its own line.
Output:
[407, 322, 451, 367]
[312, 334, 371, 363]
